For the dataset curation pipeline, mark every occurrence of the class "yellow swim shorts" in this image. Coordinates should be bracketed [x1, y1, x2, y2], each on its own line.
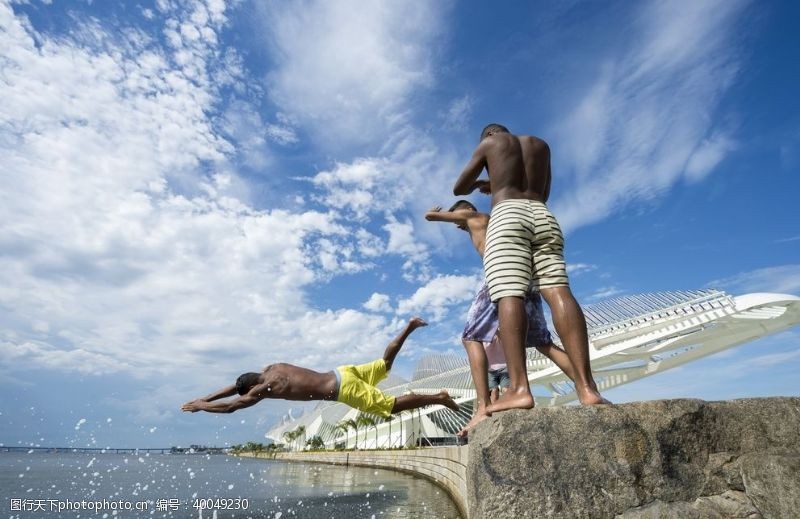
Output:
[335, 359, 396, 418]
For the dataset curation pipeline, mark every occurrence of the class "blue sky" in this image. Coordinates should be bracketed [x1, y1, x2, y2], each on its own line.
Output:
[1, 0, 798, 448]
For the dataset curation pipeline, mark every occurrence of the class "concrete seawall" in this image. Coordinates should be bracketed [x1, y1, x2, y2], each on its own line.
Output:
[242, 397, 800, 518]
[243, 446, 469, 518]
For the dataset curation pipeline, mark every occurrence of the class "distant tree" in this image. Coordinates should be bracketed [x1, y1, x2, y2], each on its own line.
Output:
[344, 418, 359, 450]
[381, 416, 394, 448]
[357, 415, 377, 449]
[305, 435, 324, 450]
[294, 426, 306, 450]
[334, 421, 350, 448]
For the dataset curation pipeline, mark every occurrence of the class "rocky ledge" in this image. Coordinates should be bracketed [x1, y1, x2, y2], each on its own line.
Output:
[467, 398, 799, 518]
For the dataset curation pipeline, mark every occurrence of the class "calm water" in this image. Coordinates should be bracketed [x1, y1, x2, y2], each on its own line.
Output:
[0, 452, 461, 518]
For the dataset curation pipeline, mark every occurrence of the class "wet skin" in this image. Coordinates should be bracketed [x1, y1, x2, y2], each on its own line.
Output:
[453, 129, 608, 413]
[181, 317, 460, 415]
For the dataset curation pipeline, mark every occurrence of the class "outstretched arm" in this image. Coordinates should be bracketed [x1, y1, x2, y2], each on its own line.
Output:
[424, 206, 472, 225]
[200, 384, 238, 402]
[453, 143, 489, 195]
[182, 394, 260, 414]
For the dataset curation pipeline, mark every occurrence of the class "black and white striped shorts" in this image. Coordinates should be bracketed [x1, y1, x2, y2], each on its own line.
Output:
[483, 199, 569, 302]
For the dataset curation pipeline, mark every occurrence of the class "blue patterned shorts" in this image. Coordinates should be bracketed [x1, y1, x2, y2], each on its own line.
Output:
[462, 283, 553, 348]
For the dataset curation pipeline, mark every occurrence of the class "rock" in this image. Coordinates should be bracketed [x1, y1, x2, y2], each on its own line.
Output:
[740, 454, 800, 519]
[467, 398, 800, 519]
[617, 499, 700, 518]
[615, 491, 761, 519]
[692, 491, 762, 518]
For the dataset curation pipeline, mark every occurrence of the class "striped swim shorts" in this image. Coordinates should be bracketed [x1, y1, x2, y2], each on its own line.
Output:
[483, 199, 569, 302]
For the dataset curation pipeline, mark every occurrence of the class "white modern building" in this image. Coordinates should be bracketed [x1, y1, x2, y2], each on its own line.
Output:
[266, 289, 800, 450]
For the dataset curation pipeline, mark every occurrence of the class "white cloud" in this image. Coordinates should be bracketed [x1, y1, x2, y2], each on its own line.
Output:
[0, 1, 396, 385]
[396, 274, 481, 321]
[684, 133, 736, 182]
[257, 0, 444, 146]
[709, 265, 800, 295]
[551, 0, 750, 231]
[587, 286, 625, 302]
[265, 123, 298, 145]
[566, 263, 598, 276]
[0, 340, 126, 376]
[442, 94, 473, 129]
[363, 293, 392, 313]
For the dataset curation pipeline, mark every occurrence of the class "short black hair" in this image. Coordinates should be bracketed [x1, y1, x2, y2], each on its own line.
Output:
[480, 123, 510, 140]
[448, 200, 476, 212]
[235, 372, 261, 396]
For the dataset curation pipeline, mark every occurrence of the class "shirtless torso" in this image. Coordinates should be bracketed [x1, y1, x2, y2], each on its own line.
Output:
[453, 132, 551, 206]
[451, 124, 608, 411]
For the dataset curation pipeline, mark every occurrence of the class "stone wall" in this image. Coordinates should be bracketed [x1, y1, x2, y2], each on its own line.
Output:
[246, 446, 469, 517]
[467, 397, 800, 519]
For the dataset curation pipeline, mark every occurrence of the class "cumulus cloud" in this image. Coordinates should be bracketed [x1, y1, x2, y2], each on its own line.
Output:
[257, 0, 444, 147]
[551, 0, 750, 231]
[0, 1, 395, 385]
[363, 293, 392, 313]
[396, 274, 482, 321]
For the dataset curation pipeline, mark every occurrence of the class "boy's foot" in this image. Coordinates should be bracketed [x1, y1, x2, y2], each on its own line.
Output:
[409, 316, 428, 330]
[456, 411, 490, 438]
[485, 388, 535, 413]
[577, 385, 611, 405]
[438, 390, 460, 412]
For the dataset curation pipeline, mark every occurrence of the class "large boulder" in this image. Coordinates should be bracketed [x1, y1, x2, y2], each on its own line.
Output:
[467, 398, 800, 518]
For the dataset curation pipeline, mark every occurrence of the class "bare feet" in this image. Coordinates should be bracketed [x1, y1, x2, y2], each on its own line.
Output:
[456, 411, 490, 438]
[438, 390, 460, 412]
[577, 385, 611, 405]
[485, 388, 535, 413]
[409, 316, 428, 330]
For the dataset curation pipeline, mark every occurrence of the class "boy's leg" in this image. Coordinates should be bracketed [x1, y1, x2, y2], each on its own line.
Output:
[535, 343, 578, 383]
[383, 316, 428, 371]
[486, 296, 535, 412]
[391, 391, 459, 414]
[457, 340, 492, 437]
[540, 286, 606, 404]
[497, 367, 510, 396]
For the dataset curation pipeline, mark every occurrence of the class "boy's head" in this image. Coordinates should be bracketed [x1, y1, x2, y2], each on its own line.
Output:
[480, 123, 509, 141]
[448, 200, 477, 231]
[235, 372, 261, 395]
[448, 200, 477, 212]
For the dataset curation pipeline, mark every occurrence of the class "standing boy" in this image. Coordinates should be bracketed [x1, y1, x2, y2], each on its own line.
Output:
[426, 202, 577, 434]
[452, 124, 607, 412]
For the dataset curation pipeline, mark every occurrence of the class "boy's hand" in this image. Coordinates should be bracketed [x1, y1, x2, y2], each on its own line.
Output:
[181, 399, 204, 412]
[425, 206, 443, 220]
[475, 180, 491, 194]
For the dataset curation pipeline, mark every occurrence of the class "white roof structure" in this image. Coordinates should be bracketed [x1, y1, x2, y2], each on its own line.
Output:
[266, 290, 800, 450]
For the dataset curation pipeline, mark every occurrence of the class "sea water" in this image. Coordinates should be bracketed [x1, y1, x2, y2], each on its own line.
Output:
[0, 452, 461, 518]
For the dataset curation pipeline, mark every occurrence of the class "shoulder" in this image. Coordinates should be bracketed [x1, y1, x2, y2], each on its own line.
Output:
[519, 135, 549, 150]
[468, 213, 490, 228]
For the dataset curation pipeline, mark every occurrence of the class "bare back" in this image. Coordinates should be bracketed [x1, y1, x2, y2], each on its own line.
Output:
[482, 133, 551, 205]
[519, 135, 551, 203]
[466, 213, 490, 257]
[255, 363, 338, 402]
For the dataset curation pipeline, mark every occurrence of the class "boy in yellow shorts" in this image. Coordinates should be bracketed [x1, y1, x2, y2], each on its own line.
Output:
[181, 317, 459, 417]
